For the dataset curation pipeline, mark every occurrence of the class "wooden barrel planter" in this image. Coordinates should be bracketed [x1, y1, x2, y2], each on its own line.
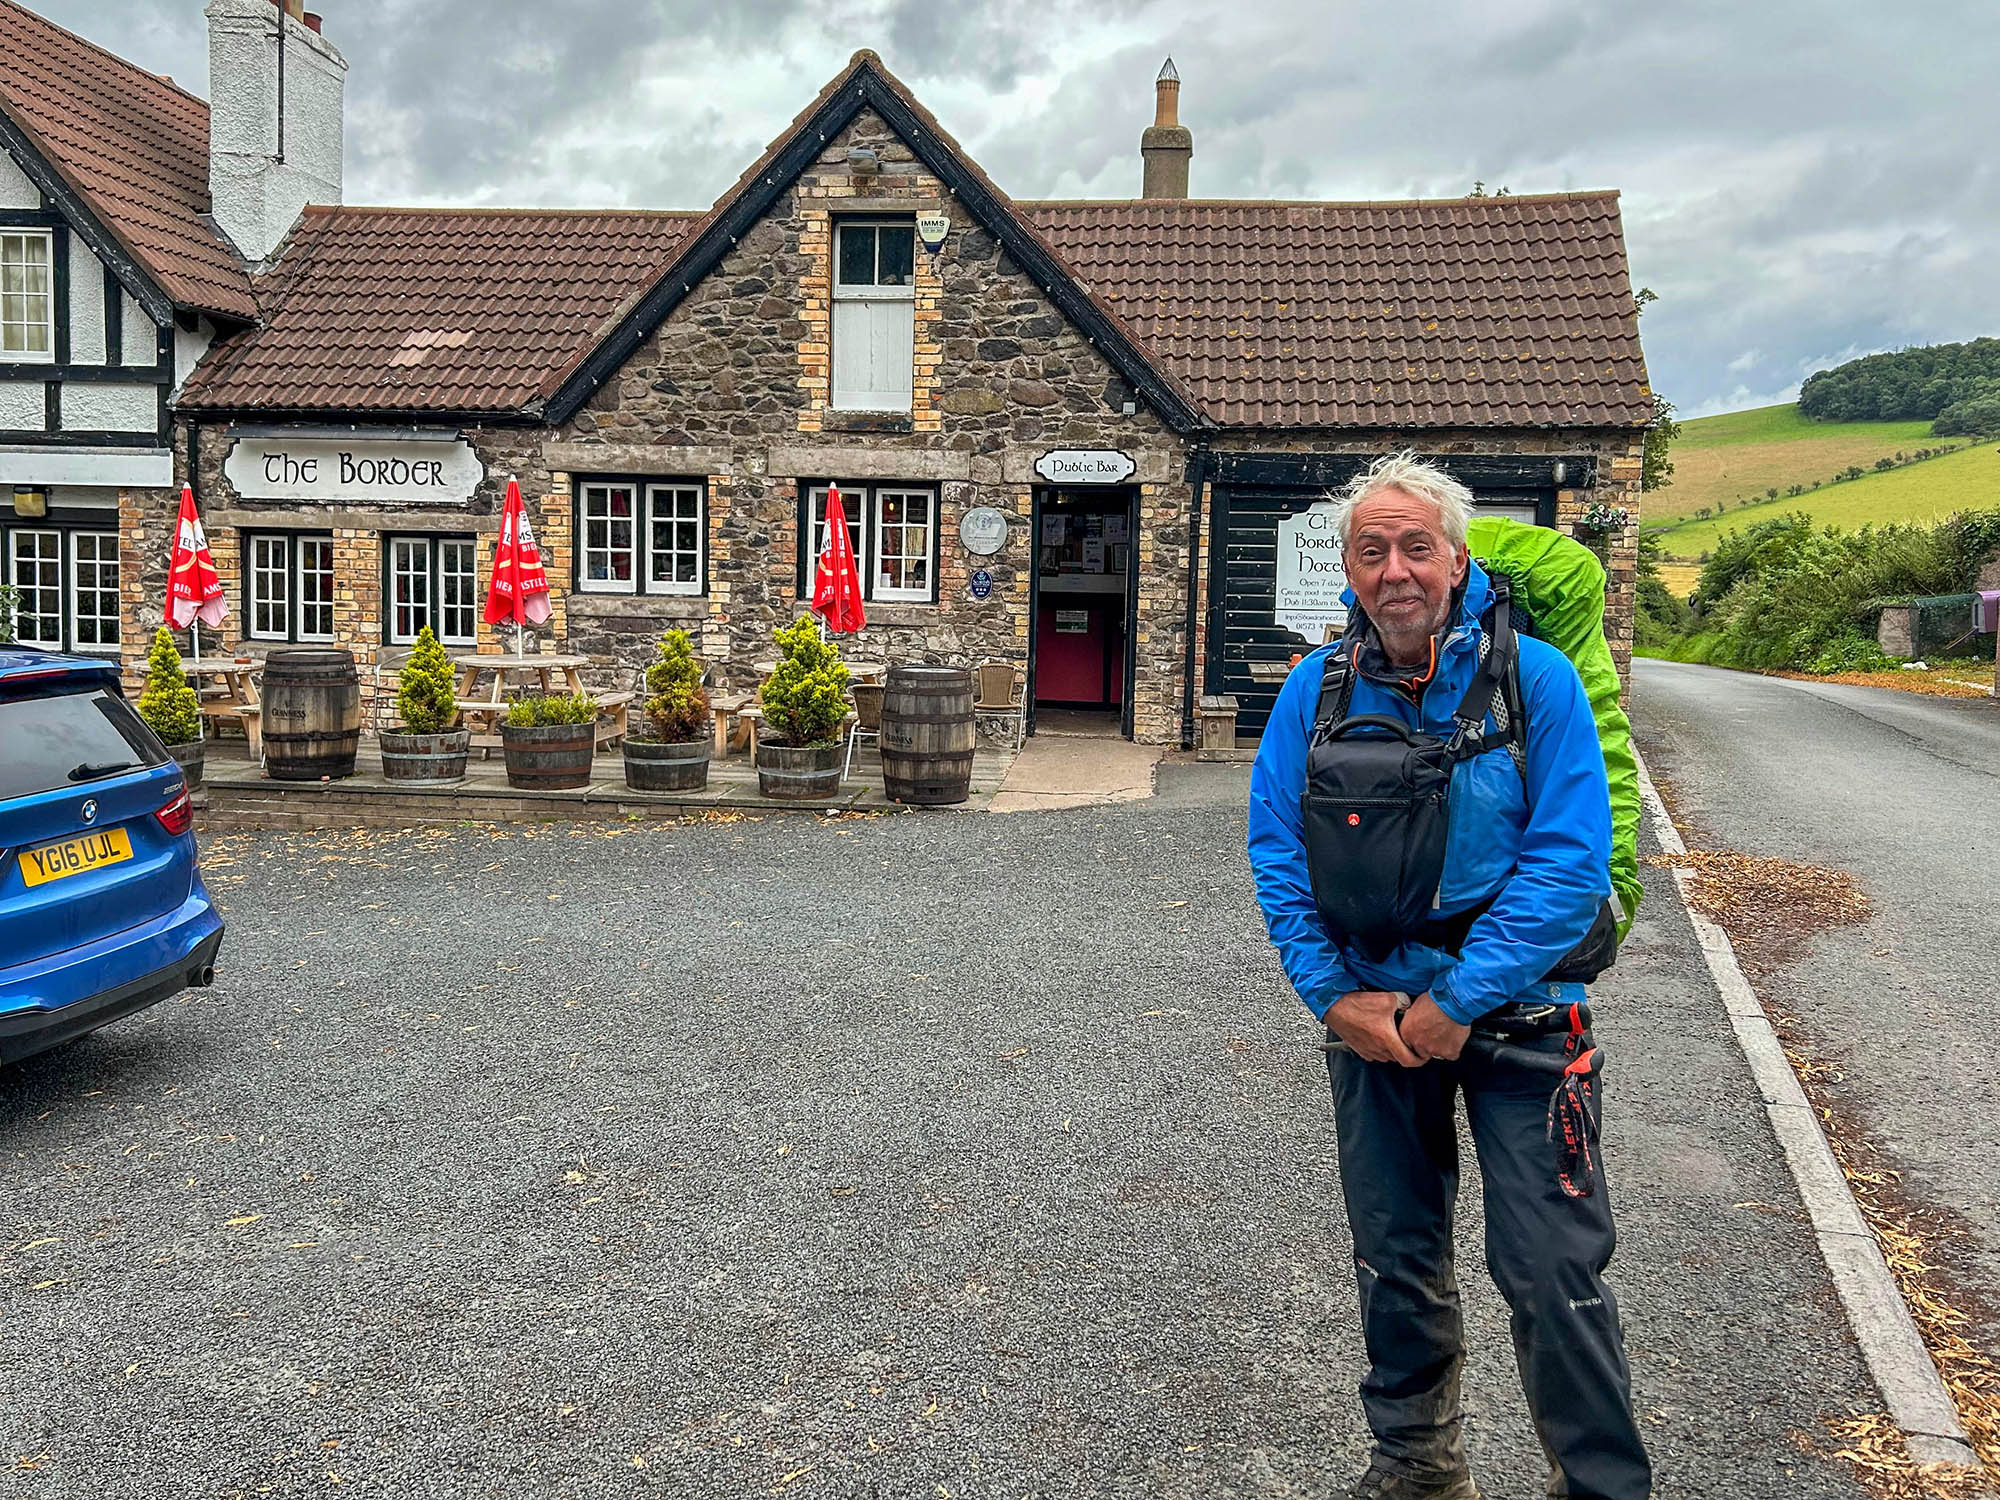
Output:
[262, 647, 361, 781]
[756, 741, 844, 800]
[880, 665, 975, 806]
[624, 738, 709, 792]
[501, 721, 596, 791]
[379, 728, 471, 785]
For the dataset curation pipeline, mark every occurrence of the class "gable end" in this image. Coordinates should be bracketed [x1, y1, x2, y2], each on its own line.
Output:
[0, 104, 174, 326]
[542, 63, 1207, 434]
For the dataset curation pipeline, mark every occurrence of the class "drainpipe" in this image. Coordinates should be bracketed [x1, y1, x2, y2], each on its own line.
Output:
[1179, 438, 1210, 750]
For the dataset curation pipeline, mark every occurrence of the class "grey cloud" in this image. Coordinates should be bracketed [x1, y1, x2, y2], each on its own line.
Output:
[26, 0, 2000, 414]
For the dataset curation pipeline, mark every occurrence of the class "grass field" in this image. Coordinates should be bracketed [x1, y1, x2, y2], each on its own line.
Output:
[1646, 403, 1954, 529]
[1656, 439, 2000, 558]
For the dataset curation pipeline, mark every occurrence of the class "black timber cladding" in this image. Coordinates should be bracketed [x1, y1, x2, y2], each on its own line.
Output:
[1204, 453, 1590, 737]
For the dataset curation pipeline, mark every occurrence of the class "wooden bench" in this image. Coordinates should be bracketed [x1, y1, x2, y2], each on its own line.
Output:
[593, 691, 635, 750]
[200, 701, 262, 760]
[710, 693, 754, 757]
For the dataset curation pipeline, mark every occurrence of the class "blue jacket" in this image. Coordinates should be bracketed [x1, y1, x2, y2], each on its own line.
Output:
[1247, 560, 1612, 1025]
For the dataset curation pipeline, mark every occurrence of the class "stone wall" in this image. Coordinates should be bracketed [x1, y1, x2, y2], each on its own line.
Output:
[546, 105, 1190, 741]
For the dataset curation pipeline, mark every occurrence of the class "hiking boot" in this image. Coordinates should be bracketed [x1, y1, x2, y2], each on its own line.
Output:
[1345, 1458, 1482, 1500]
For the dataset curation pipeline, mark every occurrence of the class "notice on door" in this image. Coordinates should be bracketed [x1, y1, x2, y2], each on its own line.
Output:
[1274, 502, 1348, 642]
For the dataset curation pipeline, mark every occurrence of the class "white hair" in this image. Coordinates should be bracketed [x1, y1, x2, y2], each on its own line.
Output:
[1333, 451, 1476, 551]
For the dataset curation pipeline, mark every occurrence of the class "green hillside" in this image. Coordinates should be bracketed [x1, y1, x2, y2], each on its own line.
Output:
[1657, 439, 2000, 557]
[1644, 402, 1989, 558]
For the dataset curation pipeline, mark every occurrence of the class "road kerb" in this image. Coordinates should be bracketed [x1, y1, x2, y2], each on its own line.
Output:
[1635, 752, 1979, 1470]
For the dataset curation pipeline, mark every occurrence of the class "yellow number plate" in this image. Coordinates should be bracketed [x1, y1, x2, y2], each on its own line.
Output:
[17, 828, 134, 888]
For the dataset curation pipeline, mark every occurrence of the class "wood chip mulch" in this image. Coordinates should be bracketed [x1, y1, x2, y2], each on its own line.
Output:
[1772, 669, 1994, 700]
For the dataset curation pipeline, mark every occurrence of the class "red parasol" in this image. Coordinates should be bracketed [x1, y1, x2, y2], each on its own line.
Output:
[167, 484, 227, 631]
[811, 484, 866, 634]
[483, 477, 551, 643]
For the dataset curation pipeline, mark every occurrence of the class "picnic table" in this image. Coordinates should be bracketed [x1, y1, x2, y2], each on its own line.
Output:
[448, 652, 633, 757]
[182, 657, 262, 758]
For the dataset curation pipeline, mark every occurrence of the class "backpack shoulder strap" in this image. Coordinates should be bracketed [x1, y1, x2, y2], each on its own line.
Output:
[1311, 641, 1357, 732]
[1448, 580, 1524, 763]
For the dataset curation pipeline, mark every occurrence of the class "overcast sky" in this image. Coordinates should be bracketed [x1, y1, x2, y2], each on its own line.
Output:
[40, 0, 2000, 418]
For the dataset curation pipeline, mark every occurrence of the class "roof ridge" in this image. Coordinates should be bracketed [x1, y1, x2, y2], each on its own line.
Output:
[1017, 190, 1621, 210]
[0, 0, 211, 114]
[303, 203, 706, 219]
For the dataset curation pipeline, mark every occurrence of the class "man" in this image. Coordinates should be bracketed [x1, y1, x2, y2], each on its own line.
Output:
[1247, 454, 1651, 1500]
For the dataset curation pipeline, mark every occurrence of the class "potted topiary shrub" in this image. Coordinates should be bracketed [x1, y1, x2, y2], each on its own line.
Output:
[137, 626, 204, 788]
[756, 615, 851, 800]
[500, 689, 599, 791]
[625, 629, 712, 792]
[380, 626, 469, 785]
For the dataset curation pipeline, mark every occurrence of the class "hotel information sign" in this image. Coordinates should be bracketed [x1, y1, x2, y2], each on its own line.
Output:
[1033, 449, 1136, 485]
[224, 435, 485, 505]
[1274, 501, 1349, 641]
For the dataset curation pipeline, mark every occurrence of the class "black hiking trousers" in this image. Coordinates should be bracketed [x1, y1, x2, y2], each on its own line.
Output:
[1326, 1037, 1653, 1499]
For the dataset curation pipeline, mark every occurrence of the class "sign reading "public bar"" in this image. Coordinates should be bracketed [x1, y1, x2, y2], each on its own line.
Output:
[1033, 449, 1136, 485]
[223, 436, 485, 505]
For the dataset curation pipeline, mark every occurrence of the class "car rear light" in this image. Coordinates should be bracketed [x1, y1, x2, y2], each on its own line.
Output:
[155, 788, 193, 836]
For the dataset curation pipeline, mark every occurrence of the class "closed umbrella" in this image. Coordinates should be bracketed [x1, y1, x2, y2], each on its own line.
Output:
[167, 485, 228, 708]
[483, 476, 551, 654]
[811, 483, 866, 635]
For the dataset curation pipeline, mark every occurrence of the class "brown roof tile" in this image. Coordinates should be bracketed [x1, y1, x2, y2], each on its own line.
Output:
[180, 206, 696, 414]
[0, 0, 254, 319]
[1019, 193, 1653, 429]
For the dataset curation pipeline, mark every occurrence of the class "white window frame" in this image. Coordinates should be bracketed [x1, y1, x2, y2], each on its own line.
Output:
[830, 220, 915, 413]
[298, 535, 335, 642]
[0, 230, 55, 362]
[386, 534, 477, 647]
[438, 537, 478, 645]
[245, 532, 335, 643]
[577, 480, 640, 594]
[646, 482, 704, 596]
[68, 530, 120, 651]
[872, 488, 933, 603]
[8, 527, 62, 644]
[801, 483, 938, 605]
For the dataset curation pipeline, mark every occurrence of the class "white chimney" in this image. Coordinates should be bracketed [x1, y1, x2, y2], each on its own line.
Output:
[206, 0, 346, 264]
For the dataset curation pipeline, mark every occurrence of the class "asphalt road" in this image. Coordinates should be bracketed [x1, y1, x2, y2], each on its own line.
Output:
[3, 762, 1877, 1498]
[1633, 659, 2000, 1325]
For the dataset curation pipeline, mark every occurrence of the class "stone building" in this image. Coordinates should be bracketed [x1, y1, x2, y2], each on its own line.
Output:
[2, 0, 1653, 747]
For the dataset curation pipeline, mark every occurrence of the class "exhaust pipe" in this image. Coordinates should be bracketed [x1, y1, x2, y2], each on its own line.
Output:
[189, 964, 216, 989]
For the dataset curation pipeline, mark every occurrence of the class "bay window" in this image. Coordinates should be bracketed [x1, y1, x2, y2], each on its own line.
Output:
[244, 532, 335, 643]
[800, 483, 937, 604]
[831, 221, 915, 412]
[575, 479, 705, 595]
[387, 534, 478, 646]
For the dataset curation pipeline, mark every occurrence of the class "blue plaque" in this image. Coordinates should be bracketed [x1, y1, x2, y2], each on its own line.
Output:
[970, 568, 994, 600]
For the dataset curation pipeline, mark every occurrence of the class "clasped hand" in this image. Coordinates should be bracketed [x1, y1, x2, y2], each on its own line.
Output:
[1327, 989, 1469, 1067]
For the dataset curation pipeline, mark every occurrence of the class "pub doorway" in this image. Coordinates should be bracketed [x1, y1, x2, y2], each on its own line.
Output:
[1027, 486, 1139, 740]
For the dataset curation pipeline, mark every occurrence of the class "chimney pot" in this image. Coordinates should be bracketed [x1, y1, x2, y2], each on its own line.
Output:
[1140, 56, 1192, 199]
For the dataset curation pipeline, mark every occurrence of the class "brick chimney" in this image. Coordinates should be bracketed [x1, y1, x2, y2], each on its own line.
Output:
[206, 0, 347, 263]
[1140, 57, 1192, 200]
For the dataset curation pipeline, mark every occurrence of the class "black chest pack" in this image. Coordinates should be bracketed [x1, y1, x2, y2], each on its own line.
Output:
[1301, 577, 1619, 980]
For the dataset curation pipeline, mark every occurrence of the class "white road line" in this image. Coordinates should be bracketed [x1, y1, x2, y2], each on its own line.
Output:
[1635, 751, 1978, 1468]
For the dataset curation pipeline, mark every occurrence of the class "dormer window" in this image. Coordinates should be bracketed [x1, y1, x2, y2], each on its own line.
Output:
[831, 221, 915, 412]
[0, 232, 54, 360]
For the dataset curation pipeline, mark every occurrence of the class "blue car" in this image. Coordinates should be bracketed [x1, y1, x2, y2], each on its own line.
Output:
[0, 648, 224, 1066]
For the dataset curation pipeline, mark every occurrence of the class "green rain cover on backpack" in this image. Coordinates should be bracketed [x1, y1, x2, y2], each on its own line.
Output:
[1465, 517, 1641, 938]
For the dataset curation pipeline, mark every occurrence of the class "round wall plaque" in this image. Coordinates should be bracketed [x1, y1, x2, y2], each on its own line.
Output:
[959, 506, 1010, 556]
